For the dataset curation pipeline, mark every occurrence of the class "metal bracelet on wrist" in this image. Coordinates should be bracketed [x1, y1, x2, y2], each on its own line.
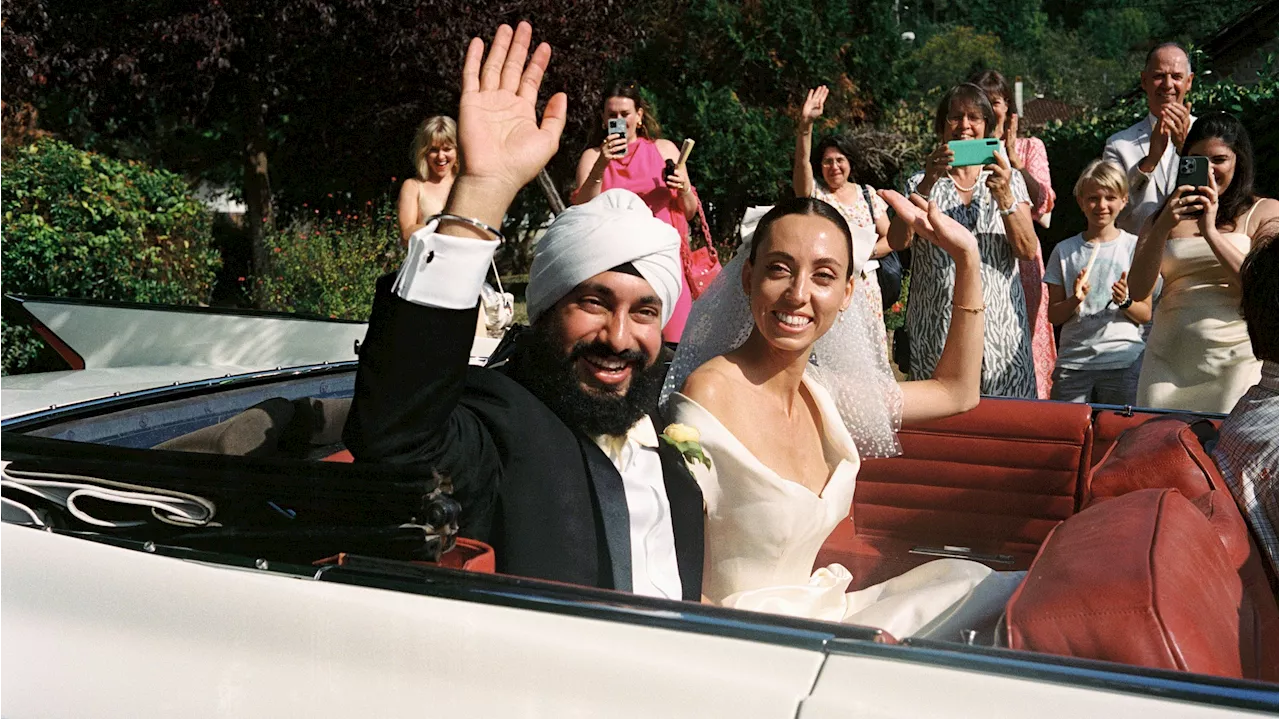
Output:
[1117, 297, 1133, 311]
[430, 214, 505, 244]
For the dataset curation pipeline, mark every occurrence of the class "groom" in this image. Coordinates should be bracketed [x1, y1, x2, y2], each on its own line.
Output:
[344, 22, 703, 600]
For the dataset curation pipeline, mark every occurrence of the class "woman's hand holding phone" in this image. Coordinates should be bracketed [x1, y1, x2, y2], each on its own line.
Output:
[600, 133, 627, 162]
[984, 152, 1016, 210]
[919, 143, 954, 195]
[664, 159, 690, 194]
[1154, 185, 1201, 235]
[1195, 172, 1220, 238]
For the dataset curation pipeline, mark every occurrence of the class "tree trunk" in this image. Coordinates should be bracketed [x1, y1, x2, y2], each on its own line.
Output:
[243, 75, 273, 306]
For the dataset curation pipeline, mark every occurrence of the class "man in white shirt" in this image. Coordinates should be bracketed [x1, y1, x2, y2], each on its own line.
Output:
[1103, 43, 1196, 235]
[344, 23, 704, 599]
[1211, 233, 1277, 573]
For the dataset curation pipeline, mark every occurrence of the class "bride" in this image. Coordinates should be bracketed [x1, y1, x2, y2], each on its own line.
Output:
[662, 191, 1024, 641]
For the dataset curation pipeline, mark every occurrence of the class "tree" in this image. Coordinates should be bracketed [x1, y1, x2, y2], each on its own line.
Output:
[2, 0, 647, 282]
[613, 0, 909, 244]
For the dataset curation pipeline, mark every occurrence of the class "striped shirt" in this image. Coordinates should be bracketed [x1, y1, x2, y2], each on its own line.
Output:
[1211, 360, 1279, 573]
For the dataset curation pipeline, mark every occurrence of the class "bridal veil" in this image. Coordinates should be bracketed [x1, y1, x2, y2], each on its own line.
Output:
[661, 205, 904, 458]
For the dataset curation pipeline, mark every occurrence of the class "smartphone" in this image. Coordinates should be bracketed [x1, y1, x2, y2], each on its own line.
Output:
[947, 138, 1001, 167]
[607, 118, 628, 157]
[1176, 156, 1210, 217]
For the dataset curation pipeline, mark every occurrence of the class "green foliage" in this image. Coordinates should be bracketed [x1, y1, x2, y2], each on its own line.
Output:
[252, 200, 404, 320]
[910, 26, 1004, 95]
[1038, 76, 1278, 248]
[617, 0, 909, 242]
[1, 138, 220, 374]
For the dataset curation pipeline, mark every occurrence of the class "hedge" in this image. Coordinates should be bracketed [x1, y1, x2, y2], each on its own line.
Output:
[2, 138, 221, 374]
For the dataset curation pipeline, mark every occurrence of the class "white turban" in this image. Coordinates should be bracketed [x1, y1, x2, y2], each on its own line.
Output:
[526, 189, 682, 327]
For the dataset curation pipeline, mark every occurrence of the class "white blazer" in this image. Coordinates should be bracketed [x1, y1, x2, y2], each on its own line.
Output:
[1102, 113, 1196, 236]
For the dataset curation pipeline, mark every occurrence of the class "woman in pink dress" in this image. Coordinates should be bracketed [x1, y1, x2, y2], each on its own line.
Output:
[573, 82, 699, 342]
[972, 70, 1058, 398]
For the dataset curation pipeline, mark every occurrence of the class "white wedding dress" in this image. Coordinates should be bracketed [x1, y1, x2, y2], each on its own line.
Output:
[668, 375, 1023, 641]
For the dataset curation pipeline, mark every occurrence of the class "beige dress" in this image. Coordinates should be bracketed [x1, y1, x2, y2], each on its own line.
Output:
[668, 376, 1022, 641]
[1138, 210, 1262, 413]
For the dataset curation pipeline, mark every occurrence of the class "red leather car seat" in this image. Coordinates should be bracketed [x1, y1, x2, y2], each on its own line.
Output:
[1007, 488, 1247, 677]
[821, 398, 1092, 590]
[1089, 409, 1161, 467]
[1085, 415, 1220, 505]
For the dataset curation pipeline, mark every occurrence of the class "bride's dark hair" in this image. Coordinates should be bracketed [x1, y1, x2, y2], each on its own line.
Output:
[747, 197, 855, 278]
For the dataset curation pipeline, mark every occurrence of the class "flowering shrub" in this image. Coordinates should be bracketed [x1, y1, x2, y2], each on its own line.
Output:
[883, 271, 909, 332]
[251, 198, 404, 320]
[1, 138, 219, 374]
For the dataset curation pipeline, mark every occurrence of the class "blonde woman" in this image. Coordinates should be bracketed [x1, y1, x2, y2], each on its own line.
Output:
[398, 116, 460, 246]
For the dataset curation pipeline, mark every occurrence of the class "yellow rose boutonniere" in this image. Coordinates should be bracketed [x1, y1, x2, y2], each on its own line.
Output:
[661, 423, 711, 470]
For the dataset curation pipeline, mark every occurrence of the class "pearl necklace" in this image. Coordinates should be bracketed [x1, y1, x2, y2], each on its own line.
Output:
[949, 170, 981, 193]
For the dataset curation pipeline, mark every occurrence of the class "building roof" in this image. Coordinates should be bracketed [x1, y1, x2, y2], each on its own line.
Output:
[1021, 97, 1081, 130]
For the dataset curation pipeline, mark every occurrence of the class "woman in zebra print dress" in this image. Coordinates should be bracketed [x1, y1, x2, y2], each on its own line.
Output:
[889, 84, 1038, 398]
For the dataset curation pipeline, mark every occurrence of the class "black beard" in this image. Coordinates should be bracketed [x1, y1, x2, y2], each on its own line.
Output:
[506, 323, 666, 437]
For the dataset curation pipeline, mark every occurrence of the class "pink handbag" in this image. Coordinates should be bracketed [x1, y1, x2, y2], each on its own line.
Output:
[684, 202, 722, 299]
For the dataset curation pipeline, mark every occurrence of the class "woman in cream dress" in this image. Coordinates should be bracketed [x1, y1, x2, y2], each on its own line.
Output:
[662, 193, 1024, 641]
[1129, 113, 1279, 413]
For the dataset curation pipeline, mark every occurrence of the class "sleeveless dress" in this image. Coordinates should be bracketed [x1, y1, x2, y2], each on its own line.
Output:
[667, 376, 1023, 641]
[601, 137, 694, 342]
[812, 185, 889, 361]
[1137, 215, 1262, 413]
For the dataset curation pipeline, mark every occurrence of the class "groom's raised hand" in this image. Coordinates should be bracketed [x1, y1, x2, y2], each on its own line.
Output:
[444, 22, 568, 239]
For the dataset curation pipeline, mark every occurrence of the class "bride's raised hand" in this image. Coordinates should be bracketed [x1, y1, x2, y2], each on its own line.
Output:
[879, 189, 979, 262]
[457, 22, 568, 199]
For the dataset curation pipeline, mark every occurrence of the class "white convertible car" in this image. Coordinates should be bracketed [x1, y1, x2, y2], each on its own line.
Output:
[2, 297, 1276, 718]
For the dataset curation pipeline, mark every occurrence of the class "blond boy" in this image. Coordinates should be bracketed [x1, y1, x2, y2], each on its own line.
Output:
[1045, 160, 1156, 404]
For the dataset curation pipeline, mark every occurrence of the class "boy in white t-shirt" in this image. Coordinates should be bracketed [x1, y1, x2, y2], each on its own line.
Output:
[1045, 160, 1156, 404]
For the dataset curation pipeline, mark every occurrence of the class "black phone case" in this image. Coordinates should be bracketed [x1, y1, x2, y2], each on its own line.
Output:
[1176, 156, 1210, 189]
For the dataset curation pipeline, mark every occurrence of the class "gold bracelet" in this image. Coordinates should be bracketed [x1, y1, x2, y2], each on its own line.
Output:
[953, 300, 986, 314]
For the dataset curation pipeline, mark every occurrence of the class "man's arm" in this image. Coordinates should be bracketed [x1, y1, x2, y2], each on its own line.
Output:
[1104, 133, 1153, 204]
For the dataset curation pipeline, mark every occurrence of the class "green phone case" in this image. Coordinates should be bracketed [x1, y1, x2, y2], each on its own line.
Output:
[948, 138, 1001, 167]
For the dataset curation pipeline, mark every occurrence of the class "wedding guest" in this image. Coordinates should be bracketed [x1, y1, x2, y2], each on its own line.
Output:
[348, 23, 704, 598]
[888, 83, 1038, 398]
[1045, 160, 1152, 404]
[1128, 113, 1279, 412]
[397, 116, 459, 245]
[971, 69, 1057, 398]
[572, 82, 698, 341]
[792, 85, 892, 351]
[1103, 43, 1196, 235]
[1211, 232, 1277, 573]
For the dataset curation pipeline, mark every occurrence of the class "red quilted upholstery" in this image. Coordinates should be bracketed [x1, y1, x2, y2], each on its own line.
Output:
[1007, 489, 1246, 678]
[819, 398, 1092, 590]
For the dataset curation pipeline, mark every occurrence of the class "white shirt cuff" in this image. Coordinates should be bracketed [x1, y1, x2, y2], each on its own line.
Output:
[392, 219, 499, 309]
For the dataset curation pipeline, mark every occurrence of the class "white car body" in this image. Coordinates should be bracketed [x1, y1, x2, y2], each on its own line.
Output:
[1, 299, 1274, 717]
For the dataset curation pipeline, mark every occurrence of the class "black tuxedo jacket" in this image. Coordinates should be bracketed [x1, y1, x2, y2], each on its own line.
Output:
[344, 275, 703, 600]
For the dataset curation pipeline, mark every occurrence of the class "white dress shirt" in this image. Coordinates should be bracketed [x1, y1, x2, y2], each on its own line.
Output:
[395, 222, 683, 599]
[593, 419, 683, 599]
